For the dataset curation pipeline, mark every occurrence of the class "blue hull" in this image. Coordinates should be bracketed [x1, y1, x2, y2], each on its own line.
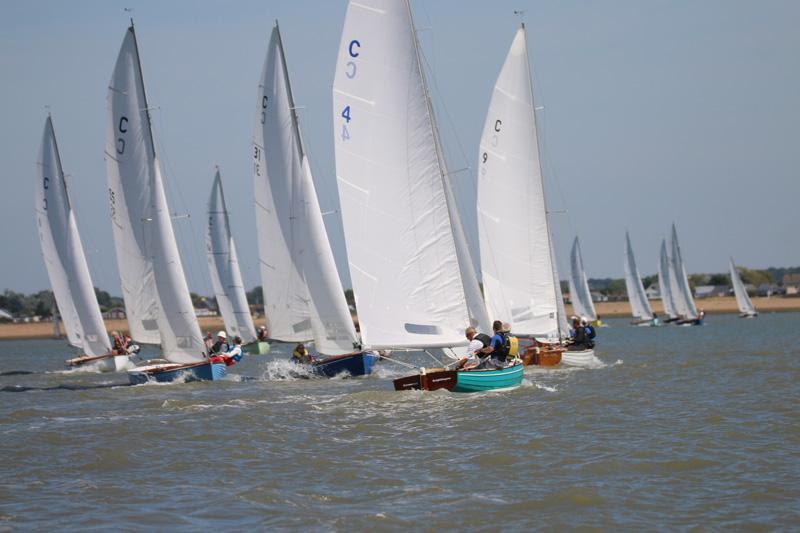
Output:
[128, 362, 227, 384]
[313, 352, 377, 378]
[453, 364, 524, 393]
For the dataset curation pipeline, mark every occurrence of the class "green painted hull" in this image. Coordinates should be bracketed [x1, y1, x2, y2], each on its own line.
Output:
[243, 341, 270, 355]
[453, 364, 524, 393]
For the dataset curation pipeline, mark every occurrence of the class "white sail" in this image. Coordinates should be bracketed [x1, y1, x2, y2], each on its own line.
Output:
[105, 24, 204, 363]
[729, 257, 756, 315]
[253, 24, 312, 343]
[255, 24, 357, 355]
[206, 169, 257, 343]
[549, 231, 570, 339]
[669, 224, 698, 318]
[298, 156, 360, 355]
[476, 25, 559, 338]
[35, 116, 111, 356]
[332, 0, 470, 349]
[623, 231, 654, 320]
[658, 238, 678, 319]
[569, 236, 598, 322]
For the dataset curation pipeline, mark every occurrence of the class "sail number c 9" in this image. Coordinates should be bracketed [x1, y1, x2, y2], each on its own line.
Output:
[116, 116, 128, 155]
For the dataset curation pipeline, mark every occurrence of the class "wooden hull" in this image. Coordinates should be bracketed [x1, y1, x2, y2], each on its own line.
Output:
[394, 364, 524, 393]
[127, 361, 226, 384]
[520, 345, 563, 367]
[65, 353, 130, 373]
[313, 352, 376, 378]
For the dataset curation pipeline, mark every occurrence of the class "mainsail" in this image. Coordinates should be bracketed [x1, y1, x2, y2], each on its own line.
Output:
[105, 24, 205, 363]
[206, 169, 257, 343]
[569, 236, 598, 322]
[669, 224, 698, 318]
[658, 238, 678, 319]
[623, 231, 654, 320]
[476, 25, 560, 338]
[332, 0, 470, 349]
[255, 23, 358, 355]
[35, 116, 111, 356]
[729, 257, 756, 316]
[549, 230, 570, 339]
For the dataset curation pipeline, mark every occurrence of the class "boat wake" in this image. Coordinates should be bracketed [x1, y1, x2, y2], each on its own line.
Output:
[258, 359, 317, 381]
[1, 382, 130, 393]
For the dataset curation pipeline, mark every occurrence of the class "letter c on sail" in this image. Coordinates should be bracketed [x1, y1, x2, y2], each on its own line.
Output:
[348, 39, 360, 58]
[494, 119, 502, 132]
[119, 116, 128, 133]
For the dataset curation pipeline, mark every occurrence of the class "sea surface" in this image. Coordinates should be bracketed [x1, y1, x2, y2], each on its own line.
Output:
[1, 312, 798, 530]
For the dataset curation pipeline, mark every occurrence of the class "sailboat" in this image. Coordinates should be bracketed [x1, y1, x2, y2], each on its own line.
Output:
[206, 168, 268, 354]
[624, 231, 657, 326]
[729, 257, 757, 318]
[333, 0, 522, 392]
[475, 24, 568, 368]
[658, 238, 679, 322]
[35, 115, 126, 372]
[105, 22, 224, 384]
[255, 22, 371, 377]
[668, 224, 703, 326]
[569, 236, 599, 325]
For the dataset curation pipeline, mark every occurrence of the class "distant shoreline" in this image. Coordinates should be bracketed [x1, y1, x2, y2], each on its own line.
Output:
[0, 296, 797, 341]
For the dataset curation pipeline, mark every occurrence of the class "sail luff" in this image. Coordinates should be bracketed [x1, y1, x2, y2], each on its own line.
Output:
[332, 0, 470, 349]
[106, 25, 204, 362]
[729, 257, 755, 315]
[623, 231, 653, 320]
[476, 24, 559, 337]
[206, 169, 257, 342]
[36, 116, 111, 356]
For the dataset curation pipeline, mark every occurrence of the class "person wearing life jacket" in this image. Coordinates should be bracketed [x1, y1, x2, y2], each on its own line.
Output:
[456, 327, 490, 370]
[209, 336, 245, 366]
[501, 322, 519, 362]
[256, 326, 269, 342]
[479, 320, 509, 368]
[210, 331, 230, 355]
[582, 316, 596, 348]
[570, 317, 588, 350]
[291, 343, 313, 365]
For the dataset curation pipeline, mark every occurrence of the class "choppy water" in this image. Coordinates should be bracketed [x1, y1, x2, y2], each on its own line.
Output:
[1, 312, 798, 530]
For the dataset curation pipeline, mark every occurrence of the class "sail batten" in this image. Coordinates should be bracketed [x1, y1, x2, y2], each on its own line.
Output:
[36, 116, 111, 356]
[332, 0, 470, 349]
[477, 25, 559, 338]
[623, 231, 654, 320]
[206, 169, 257, 343]
[256, 24, 358, 355]
[569, 236, 598, 322]
[105, 25, 204, 363]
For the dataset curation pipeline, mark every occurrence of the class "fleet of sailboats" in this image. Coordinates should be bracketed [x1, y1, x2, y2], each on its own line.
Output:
[30, 7, 772, 386]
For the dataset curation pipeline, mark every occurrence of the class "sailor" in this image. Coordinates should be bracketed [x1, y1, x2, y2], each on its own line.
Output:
[570, 317, 588, 350]
[582, 317, 596, 347]
[210, 331, 230, 355]
[204, 331, 214, 353]
[456, 327, 488, 370]
[110, 331, 127, 355]
[291, 343, 313, 364]
[211, 336, 245, 366]
[501, 322, 519, 362]
[256, 326, 269, 342]
[479, 320, 510, 368]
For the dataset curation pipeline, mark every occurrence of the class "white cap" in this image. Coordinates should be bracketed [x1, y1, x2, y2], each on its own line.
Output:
[580, 316, 589, 326]
[217, 330, 227, 338]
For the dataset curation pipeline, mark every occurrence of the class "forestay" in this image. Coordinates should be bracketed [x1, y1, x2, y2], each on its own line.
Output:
[623, 231, 654, 320]
[569, 236, 598, 322]
[35, 116, 111, 356]
[658, 238, 678, 319]
[729, 257, 756, 315]
[105, 24, 204, 363]
[669, 224, 698, 318]
[477, 25, 559, 338]
[206, 169, 257, 343]
[332, 0, 470, 349]
[255, 24, 357, 355]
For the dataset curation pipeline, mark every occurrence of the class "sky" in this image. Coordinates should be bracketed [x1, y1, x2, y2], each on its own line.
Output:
[1, 0, 798, 295]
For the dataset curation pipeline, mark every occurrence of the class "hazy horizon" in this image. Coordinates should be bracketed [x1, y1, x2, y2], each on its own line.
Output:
[2, 0, 798, 295]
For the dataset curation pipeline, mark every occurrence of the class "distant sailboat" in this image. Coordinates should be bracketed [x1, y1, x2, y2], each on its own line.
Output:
[105, 22, 224, 383]
[333, 0, 522, 391]
[206, 168, 261, 349]
[659, 238, 679, 321]
[729, 257, 757, 318]
[569, 236, 598, 323]
[623, 231, 657, 326]
[255, 23, 367, 376]
[35, 115, 123, 372]
[668, 224, 703, 326]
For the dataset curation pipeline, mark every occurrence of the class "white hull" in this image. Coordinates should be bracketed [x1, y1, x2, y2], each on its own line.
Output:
[561, 349, 601, 367]
[66, 354, 130, 373]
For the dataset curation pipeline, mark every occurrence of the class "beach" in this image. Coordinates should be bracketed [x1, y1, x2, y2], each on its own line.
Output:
[1, 296, 797, 340]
